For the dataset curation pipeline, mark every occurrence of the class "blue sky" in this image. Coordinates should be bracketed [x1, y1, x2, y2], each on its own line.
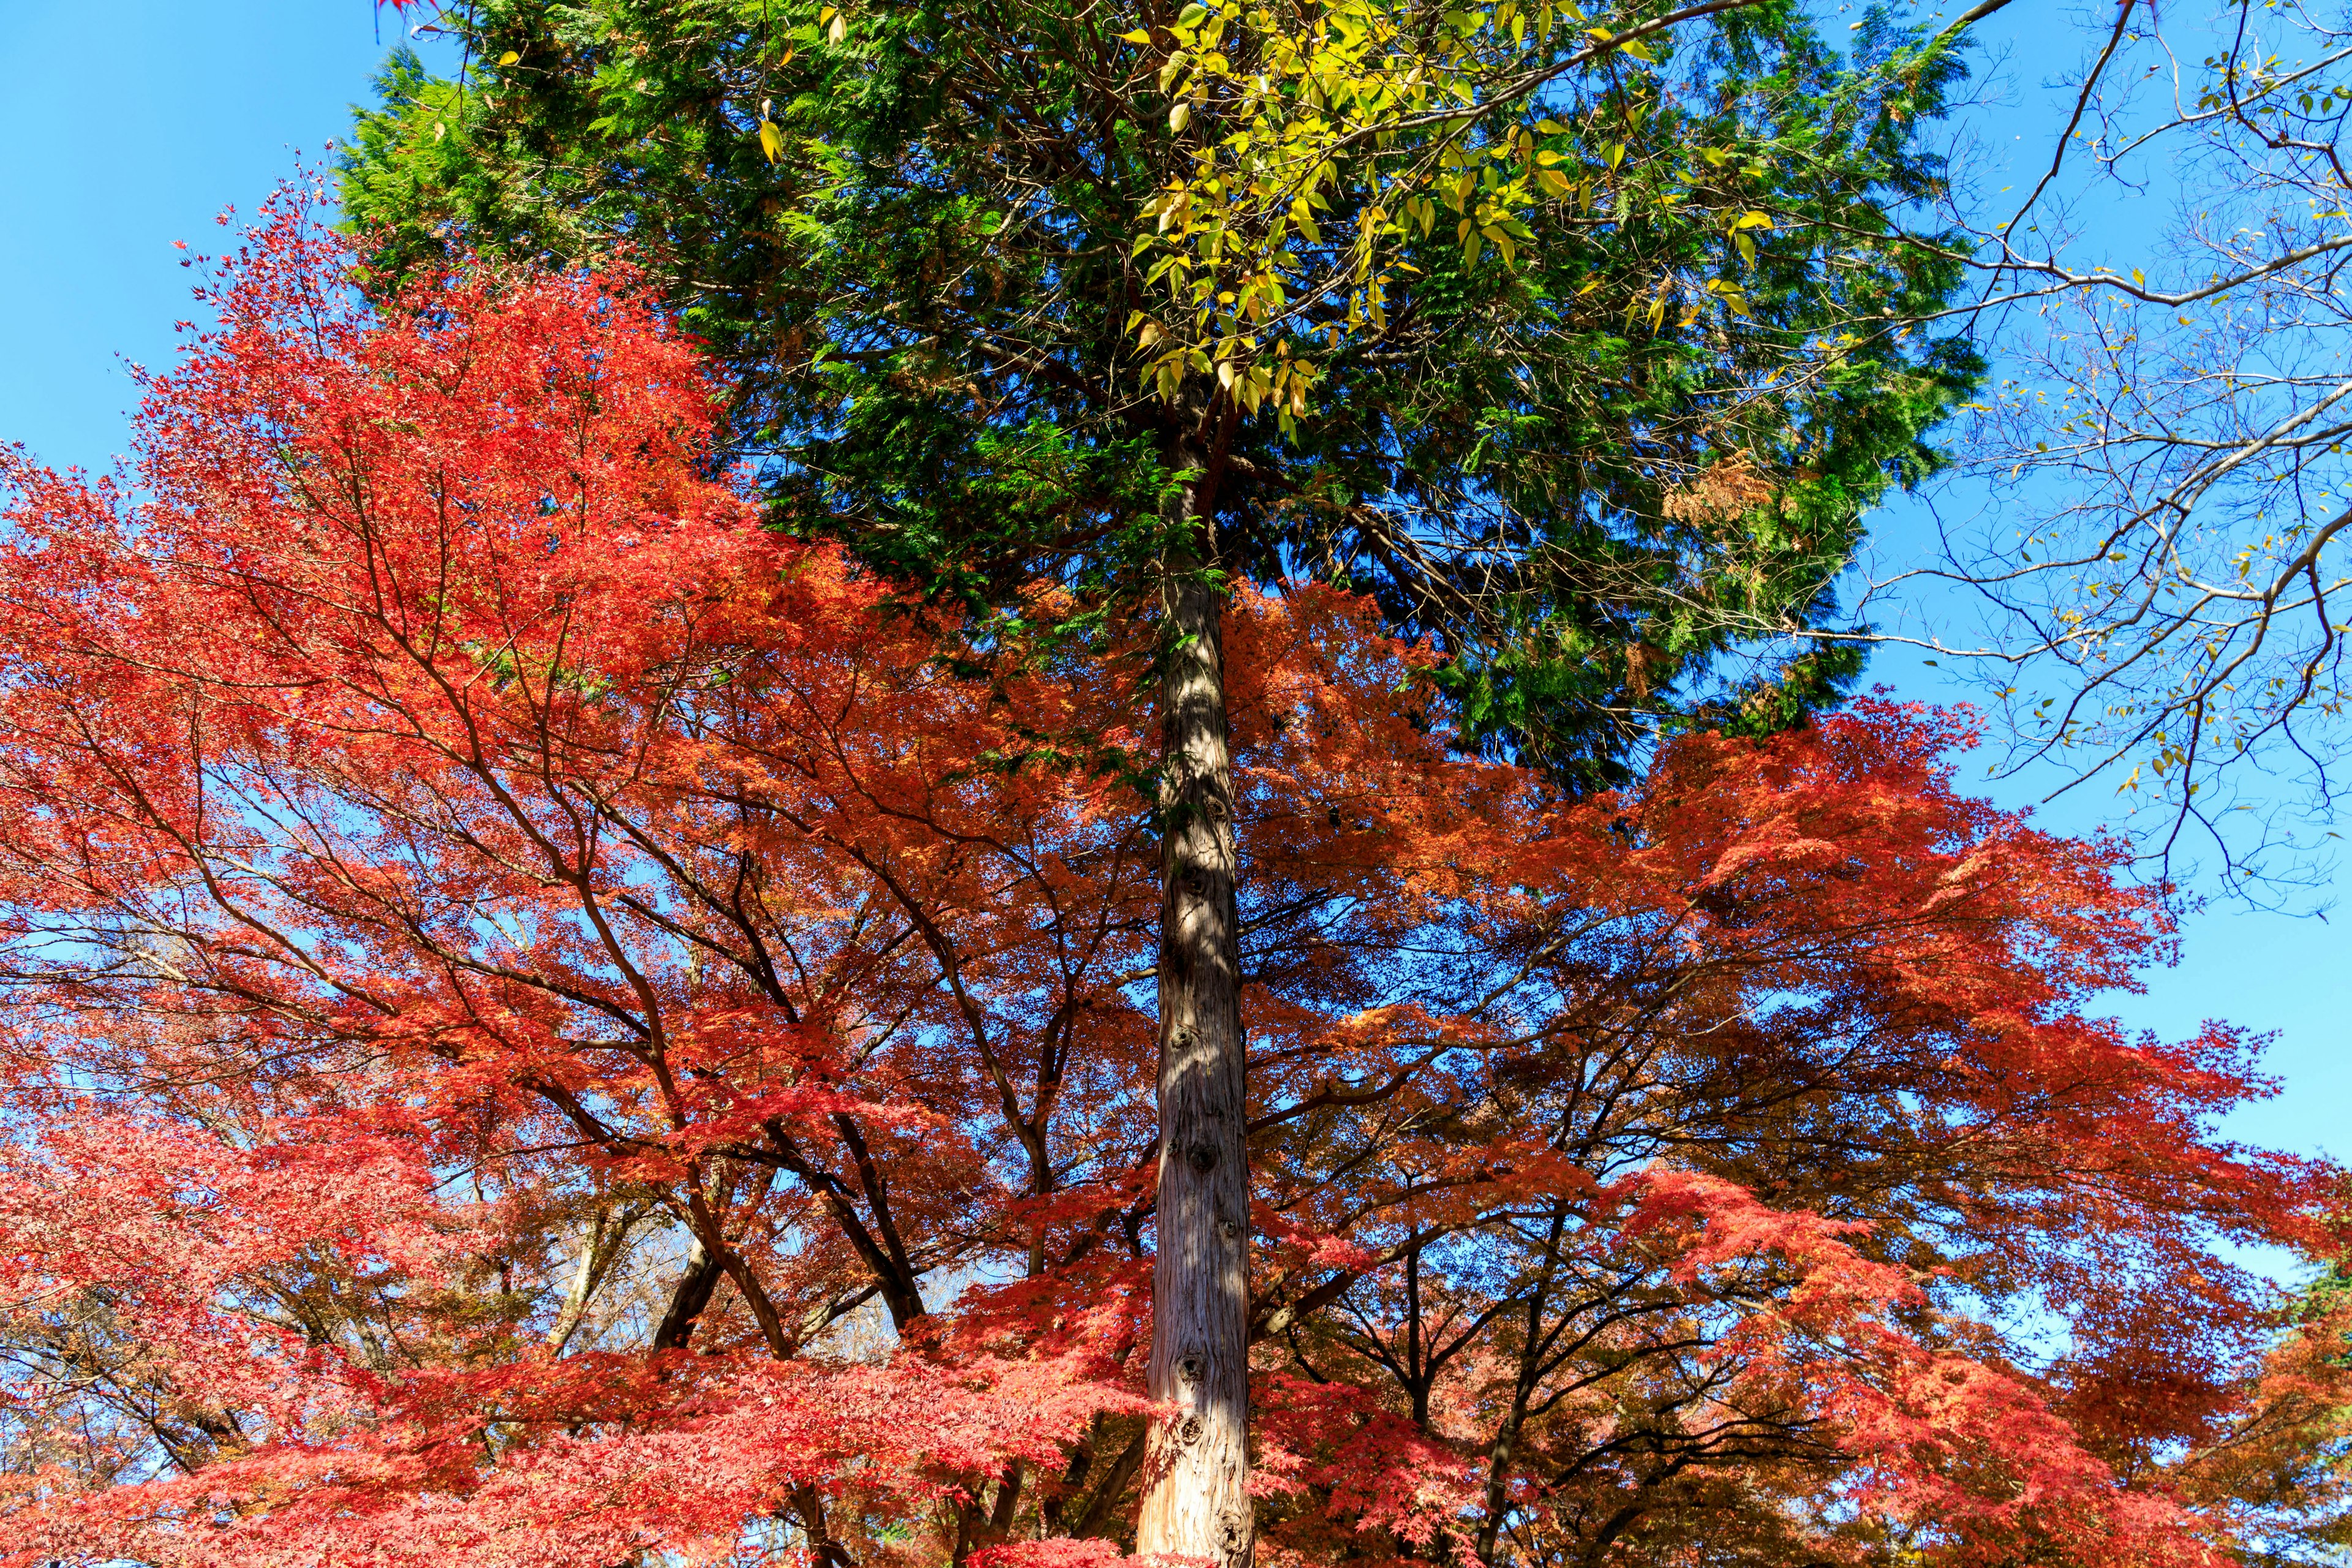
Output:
[1, 0, 2343, 1167]
[0, 2, 451, 467]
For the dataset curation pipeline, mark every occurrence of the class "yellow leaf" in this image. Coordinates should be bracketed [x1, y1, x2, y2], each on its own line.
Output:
[497, 50, 521, 66]
[758, 119, 785, 164]
[1170, 100, 1192, 132]
[825, 9, 848, 42]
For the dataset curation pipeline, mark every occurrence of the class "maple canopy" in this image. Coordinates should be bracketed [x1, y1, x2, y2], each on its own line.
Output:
[0, 204, 2341, 1568]
[341, 6, 1984, 1547]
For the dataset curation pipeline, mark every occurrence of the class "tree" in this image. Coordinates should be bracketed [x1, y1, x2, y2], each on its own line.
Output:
[1841, 0, 2352, 889]
[2174, 1269, 2352, 1566]
[0, 197, 2334, 1568]
[342, 0, 1972, 771]
[341, 5, 1978, 1542]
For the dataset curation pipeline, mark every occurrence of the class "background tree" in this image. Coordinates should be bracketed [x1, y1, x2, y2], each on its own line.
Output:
[1841, 0, 2352, 890]
[0, 200, 2333, 1568]
[340, 6, 1978, 1547]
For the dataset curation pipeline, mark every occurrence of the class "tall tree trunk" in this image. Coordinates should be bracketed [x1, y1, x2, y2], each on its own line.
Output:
[1136, 459, 1253, 1568]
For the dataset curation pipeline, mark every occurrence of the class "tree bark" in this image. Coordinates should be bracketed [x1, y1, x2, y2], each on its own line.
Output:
[651, 1234, 723, 1351]
[1136, 462, 1254, 1568]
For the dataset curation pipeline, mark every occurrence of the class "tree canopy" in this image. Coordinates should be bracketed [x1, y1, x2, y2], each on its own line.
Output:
[333, 9, 1995, 1543]
[0, 195, 2335, 1568]
[341, 0, 1977, 777]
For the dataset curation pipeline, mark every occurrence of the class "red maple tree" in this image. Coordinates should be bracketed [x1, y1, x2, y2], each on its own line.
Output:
[0, 197, 2339, 1568]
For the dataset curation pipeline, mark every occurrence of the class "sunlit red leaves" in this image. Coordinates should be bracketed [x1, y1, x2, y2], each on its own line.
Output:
[0, 194, 2335, 1568]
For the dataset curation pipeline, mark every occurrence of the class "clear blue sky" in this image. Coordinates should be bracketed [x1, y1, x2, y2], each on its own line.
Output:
[1, 1, 2342, 1165]
[0, 2, 451, 470]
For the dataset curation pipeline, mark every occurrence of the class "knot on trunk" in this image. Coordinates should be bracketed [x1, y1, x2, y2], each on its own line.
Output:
[1216, 1510, 1251, 1555]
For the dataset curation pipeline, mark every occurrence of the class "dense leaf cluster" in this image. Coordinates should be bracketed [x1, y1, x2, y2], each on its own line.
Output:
[342, 0, 1978, 783]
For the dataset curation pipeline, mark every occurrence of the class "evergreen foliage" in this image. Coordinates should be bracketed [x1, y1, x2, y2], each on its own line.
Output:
[341, 0, 1978, 782]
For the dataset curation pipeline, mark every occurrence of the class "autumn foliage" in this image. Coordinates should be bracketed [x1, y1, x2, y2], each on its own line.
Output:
[0, 200, 2340, 1568]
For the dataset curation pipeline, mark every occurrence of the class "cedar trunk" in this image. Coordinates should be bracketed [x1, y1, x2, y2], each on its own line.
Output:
[1136, 471, 1254, 1568]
